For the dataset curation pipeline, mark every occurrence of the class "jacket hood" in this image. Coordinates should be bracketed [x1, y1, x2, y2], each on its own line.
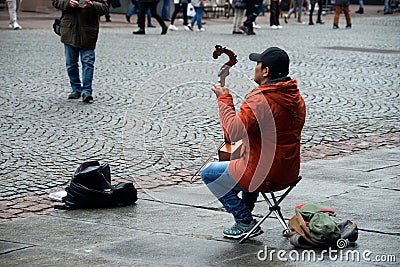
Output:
[248, 77, 302, 114]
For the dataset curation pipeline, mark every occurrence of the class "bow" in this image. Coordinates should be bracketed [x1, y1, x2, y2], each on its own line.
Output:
[212, 45, 238, 87]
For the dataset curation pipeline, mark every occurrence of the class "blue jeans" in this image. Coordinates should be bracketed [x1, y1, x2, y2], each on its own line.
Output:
[162, 0, 170, 20]
[384, 0, 391, 12]
[287, 0, 302, 21]
[191, 6, 204, 29]
[64, 44, 95, 96]
[200, 161, 259, 223]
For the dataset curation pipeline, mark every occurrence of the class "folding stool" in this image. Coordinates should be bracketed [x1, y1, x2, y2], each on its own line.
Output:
[239, 176, 302, 244]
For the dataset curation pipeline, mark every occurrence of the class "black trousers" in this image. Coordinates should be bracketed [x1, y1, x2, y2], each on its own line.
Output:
[243, 1, 259, 32]
[171, 3, 188, 25]
[138, 2, 166, 30]
[269, 1, 281, 26]
[310, 0, 323, 22]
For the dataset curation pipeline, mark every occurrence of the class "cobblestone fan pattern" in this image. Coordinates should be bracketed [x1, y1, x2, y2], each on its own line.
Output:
[0, 16, 399, 220]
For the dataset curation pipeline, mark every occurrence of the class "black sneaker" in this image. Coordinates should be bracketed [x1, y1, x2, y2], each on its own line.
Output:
[333, 24, 339, 29]
[126, 15, 131, 23]
[68, 91, 81, 99]
[82, 93, 93, 103]
[133, 29, 145, 35]
[346, 24, 352, 29]
[232, 31, 243, 34]
[316, 20, 324, 24]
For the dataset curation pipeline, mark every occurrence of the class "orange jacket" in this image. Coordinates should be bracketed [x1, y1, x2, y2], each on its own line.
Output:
[217, 77, 306, 192]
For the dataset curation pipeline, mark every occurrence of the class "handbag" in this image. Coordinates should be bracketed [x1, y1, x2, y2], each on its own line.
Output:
[53, 11, 64, 36]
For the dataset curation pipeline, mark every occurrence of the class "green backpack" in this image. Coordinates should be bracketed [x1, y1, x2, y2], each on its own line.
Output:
[284, 203, 358, 248]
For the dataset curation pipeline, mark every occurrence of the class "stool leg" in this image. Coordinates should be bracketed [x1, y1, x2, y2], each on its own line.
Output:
[268, 192, 289, 231]
[239, 210, 273, 244]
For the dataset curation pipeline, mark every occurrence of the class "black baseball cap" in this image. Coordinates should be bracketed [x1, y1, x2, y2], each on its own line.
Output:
[249, 47, 290, 78]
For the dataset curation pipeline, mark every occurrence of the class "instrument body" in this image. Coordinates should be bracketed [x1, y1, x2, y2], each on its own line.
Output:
[218, 140, 242, 161]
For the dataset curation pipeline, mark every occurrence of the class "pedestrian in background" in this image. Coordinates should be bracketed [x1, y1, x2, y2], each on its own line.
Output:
[232, 0, 247, 34]
[308, 0, 324, 25]
[52, 0, 108, 103]
[6, 0, 22, 30]
[269, 0, 282, 29]
[333, 0, 351, 29]
[188, 0, 206, 31]
[383, 0, 393, 14]
[169, 0, 190, 31]
[284, 0, 304, 24]
[240, 0, 259, 35]
[162, 0, 171, 21]
[133, 0, 168, 34]
[105, 0, 112, 21]
[126, 0, 155, 28]
[355, 0, 364, 14]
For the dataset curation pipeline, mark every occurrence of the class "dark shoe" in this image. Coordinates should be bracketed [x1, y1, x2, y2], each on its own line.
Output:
[240, 25, 249, 34]
[246, 31, 256, 35]
[309, 21, 314, 25]
[106, 18, 111, 22]
[126, 15, 131, 23]
[346, 24, 352, 29]
[147, 24, 156, 28]
[284, 15, 288, 24]
[316, 20, 324, 24]
[384, 11, 393, 14]
[161, 25, 168, 35]
[133, 29, 145, 34]
[232, 31, 243, 34]
[68, 91, 81, 99]
[333, 24, 339, 29]
[82, 93, 93, 103]
[355, 8, 364, 14]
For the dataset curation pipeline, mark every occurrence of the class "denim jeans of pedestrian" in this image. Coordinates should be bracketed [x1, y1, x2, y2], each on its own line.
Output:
[384, 0, 391, 12]
[287, 0, 302, 21]
[191, 6, 204, 29]
[162, 0, 170, 20]
[200, 161, 259, 223]
[64, 44, 95, 96]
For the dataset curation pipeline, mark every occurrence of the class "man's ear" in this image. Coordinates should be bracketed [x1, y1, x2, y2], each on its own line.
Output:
[263, 67, 270, 78]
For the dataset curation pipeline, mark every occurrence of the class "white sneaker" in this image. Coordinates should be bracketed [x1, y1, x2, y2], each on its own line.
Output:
[253, 22, 261, 29]
[196, 28, 205, 32]
[168, 24, 179, 31]
[183, 25, 191, 31]
[270, 25, 278, 30]
[277, 25, 283, 29]
[10, 21, 22, 30]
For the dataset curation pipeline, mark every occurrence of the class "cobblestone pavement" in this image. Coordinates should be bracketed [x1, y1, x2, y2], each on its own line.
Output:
[0, 11, 399, 221]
